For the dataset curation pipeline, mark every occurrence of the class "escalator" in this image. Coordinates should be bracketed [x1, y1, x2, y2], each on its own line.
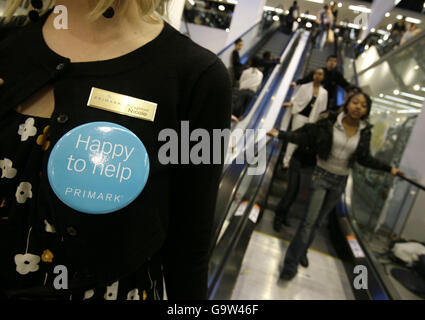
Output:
[209, 26, 357, 300]
[208, 26, 425, 300]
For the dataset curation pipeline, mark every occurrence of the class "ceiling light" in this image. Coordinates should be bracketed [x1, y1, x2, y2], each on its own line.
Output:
[406, 17, 421, 24]
[385, 12, 390, 17]
[393, 89, 400, 95]
[306, 0, 324, 4]
[371, 28, 376, 33]
[413, 85, 421, 92]
[414, 65, 419, 70]
[400, 91, 424, 101]
[387, 24, 392, 30]
[348, 5, 371, 14]
[306, 22, 312, 28]
[396, 15, 403, 20]
[338, 3, 342, 8]
[263, 6, 275, 12]
[273, 15, 280, 21]
[218, 5, 225, 11]
[348, 23, 361, 30]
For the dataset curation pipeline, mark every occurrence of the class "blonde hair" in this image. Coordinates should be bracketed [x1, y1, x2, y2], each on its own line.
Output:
[3, 0, 169, 23]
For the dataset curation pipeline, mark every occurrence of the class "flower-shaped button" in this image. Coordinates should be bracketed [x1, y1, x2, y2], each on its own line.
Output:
[0, 197, 6, 208]
[0, 158, 17, 179]
[84, 289, 95, 300]
[18, 118, 37, 142]
[36, 125, 51, 151]
[41, 249, 54, 263]
[44, 219, 56, 233]
[104, 281, 119, 300]
[15, 182, 33, 204]
[127, 288, 140, 300]
[14, 253, 40, 275]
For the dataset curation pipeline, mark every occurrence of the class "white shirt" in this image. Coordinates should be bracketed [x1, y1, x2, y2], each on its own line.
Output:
[239, 68, 263, 93]
[317, 112, 366, 176]
[291, 82, 328, 123]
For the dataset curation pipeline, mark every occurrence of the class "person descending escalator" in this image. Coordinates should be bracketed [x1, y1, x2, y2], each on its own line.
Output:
[281, 68, 328, 169]
[291, 55, 353, 111]
[268, 90, 404, 280]
[230, 38, 244, 87]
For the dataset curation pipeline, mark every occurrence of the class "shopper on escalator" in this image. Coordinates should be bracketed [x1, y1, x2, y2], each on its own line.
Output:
[260, 51, 280, 81]
[291, 55, 352, 111]
[268, 90, 404, 280]
[281, 68, 327, 169]
[274, 86, 362, 231]
[231, 38, 244, 87]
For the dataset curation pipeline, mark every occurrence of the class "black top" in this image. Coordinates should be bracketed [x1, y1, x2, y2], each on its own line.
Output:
[296, 68, 351, 104]
[0, 11, 231, 299]
[232, 50, 243, 80]
[261, 59, 280, 78]
[278, 112, 392, 172]
[299, 96, 317, 118]
[392, 21, 406, 34]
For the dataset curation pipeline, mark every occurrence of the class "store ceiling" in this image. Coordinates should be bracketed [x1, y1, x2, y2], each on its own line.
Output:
[265, 0, 425, 33]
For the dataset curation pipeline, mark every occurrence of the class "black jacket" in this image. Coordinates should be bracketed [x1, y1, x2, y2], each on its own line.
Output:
[0, 13, 231, 299]
[231, 50, 243, 80]
[279, 112, 392, 172]
[296, 68, 351, 102]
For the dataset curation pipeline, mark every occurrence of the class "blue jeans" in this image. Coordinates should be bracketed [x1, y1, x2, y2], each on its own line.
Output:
[282, 166, 347, 274]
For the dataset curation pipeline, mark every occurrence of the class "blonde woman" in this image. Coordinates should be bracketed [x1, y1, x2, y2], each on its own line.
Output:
[0, 0, 231, 300]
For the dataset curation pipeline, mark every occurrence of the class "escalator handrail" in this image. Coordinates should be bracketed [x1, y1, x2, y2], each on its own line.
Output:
[210, 29, 311, 257]
[225, 30, 301, 165]
[216, 21, 263, 57]
[222, 30, 301, 169]
[356, 29, 425, 77]
[397, 173, 425, 192]
[211, 32, 305, 247]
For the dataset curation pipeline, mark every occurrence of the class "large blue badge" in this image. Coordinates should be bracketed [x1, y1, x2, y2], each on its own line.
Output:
[47, 122, 149, 214]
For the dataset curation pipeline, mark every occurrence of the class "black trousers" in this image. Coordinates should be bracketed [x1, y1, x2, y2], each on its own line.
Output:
[275, 158, 314, 221]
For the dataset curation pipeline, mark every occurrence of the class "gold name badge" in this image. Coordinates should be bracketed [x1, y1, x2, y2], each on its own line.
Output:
[87, 87, 157, 122]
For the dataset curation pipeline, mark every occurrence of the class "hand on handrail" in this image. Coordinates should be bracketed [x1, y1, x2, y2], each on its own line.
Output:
[391, 168, 404, 177]
[282, 102, 293, 108]
[267, 129, 279, 138]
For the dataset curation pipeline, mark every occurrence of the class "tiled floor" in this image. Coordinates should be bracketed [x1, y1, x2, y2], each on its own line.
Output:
[231, 231, 355, 300]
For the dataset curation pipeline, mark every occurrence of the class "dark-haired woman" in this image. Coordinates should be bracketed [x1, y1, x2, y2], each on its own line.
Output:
[268, 91, 403, 279]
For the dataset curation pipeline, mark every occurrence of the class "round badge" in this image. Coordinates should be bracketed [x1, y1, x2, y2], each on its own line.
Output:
[47, 122, 149, 214]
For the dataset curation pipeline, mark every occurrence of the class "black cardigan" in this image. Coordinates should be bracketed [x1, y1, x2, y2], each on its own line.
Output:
[0, 13, 231, 299]
[278, 112, 392, 173]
